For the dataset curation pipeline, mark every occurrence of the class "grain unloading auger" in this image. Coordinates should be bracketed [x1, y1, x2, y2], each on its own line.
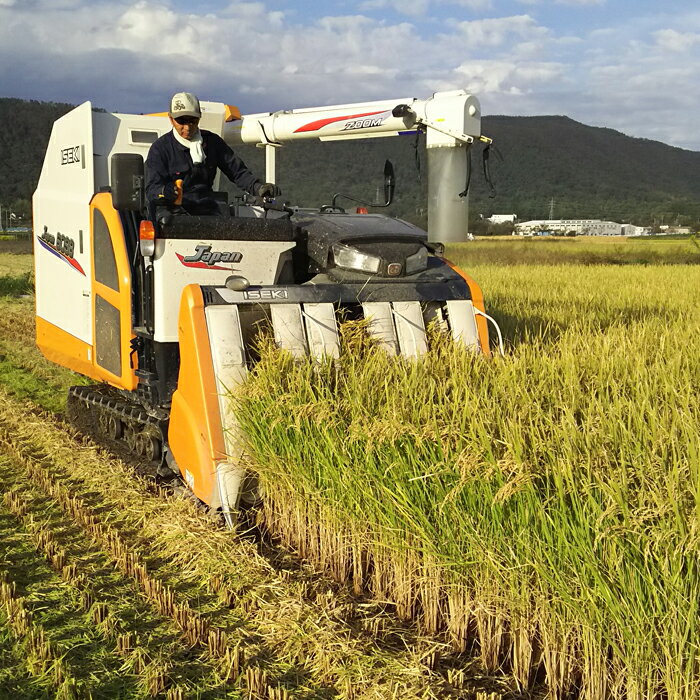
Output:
[33, 89, 501, 522]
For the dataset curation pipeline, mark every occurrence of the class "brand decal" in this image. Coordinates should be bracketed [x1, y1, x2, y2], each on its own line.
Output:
[177, 244, 243, 270]
[341, 110, 392, 131]
[243, 289, 289, 300]
[61, 146, 82, 165]
[294, 110, 387, 134]
[37, 226, 85, 275]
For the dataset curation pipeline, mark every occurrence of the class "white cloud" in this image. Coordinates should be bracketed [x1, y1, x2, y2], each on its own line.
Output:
[1, 0, 700, 150]
[654, 28, 700, 52]
[457, 15, 546, 48]
[359, 0, 429, 15]
[451, 59, 564, 95]
[445, 0, 493, 9]
[359, 0, 491, 16]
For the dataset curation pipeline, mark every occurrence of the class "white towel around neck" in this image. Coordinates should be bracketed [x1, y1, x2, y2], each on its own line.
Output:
[172, 128, 205, 164]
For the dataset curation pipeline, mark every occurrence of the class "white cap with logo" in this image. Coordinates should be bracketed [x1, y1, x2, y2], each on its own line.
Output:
[169, 92, 201, 119]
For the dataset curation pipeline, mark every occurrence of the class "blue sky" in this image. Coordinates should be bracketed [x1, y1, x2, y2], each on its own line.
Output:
[1, 0, 699, 149]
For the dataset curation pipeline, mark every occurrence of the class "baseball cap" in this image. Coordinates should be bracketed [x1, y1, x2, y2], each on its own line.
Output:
[169, 92, 201, 119]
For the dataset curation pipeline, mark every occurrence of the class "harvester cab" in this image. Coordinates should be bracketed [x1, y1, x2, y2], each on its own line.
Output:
[32, 90, 499, 523]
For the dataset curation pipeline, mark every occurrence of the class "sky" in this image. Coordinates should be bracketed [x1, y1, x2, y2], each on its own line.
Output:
[1, 0, 699, 150]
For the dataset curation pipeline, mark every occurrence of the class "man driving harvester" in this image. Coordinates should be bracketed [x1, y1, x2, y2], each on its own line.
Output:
[145, 91, 280, 217]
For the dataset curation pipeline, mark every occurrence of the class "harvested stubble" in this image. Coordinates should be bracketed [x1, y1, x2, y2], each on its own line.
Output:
[0, 490, 153, 697]
[0, 463, 233, 696]
[232, 262, 700, 700]
[0, 390, 507, 698]
[0, 568, 73, 693]
[0, 430, 247, 689]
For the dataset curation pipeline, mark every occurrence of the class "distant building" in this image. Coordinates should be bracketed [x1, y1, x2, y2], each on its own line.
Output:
[514, 219, 650, 236]
[621, 224, 651, 237]
[487, 214, 517, 224]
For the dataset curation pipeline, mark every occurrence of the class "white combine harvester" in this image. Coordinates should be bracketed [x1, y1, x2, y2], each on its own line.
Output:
[33, 89, 499, 523]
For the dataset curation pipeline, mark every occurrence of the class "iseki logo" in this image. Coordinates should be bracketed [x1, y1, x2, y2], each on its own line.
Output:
[243, 289, 289, 300]
[61, 146, 81, 165]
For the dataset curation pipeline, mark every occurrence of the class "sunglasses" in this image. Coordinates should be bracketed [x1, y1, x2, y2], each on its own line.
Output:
[174, 116, 199, 126]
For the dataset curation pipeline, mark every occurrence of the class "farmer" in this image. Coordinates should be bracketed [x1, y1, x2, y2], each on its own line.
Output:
[145, 91, 280, 216]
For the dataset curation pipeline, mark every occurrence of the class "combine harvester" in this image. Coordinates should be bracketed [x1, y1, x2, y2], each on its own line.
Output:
[33, 90, 501, 523]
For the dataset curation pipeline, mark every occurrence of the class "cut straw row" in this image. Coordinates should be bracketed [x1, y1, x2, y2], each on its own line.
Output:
[0, 567, 78, 698]
[0, 434, 294, 700]
[2, 488, 176, 696]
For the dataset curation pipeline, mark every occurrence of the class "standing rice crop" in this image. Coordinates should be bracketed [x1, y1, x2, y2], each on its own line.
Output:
[233, 262, 700, 699]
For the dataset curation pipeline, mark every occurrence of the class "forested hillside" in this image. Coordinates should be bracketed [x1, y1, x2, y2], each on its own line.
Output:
[2, 96, 700, 227]
[0, 98, 74, 217]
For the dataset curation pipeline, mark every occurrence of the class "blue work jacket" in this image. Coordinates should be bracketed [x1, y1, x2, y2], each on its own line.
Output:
[145, 129, 260, 214]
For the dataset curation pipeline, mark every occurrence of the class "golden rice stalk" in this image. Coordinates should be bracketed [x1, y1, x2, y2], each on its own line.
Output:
[267, 685, 291, 700]
[220, 644, 244, 684]
[245, 666, 269, 698]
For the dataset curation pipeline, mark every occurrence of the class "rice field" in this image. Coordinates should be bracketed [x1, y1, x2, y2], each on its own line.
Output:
[0, 243, 515, 698]
[0, 235, 698, 698]
[232, 237, 700, 700]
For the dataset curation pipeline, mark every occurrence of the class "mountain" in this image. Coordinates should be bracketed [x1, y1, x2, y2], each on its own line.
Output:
[2, 97, 700, 227]
[473, 115, 700, 223]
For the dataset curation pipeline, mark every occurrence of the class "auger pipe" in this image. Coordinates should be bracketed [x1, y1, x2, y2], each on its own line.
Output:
[222, 90, 483, 242]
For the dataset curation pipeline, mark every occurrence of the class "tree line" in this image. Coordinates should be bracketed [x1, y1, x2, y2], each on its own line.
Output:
[3, 98, 700, 230]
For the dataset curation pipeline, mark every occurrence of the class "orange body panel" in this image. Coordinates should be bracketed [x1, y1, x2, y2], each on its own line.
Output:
[224, 105, 241, 121]
[90, 193, 138, 390]
[36, 316, 97, 379]
[35, 193, 138, 385]
[442, 258, 491, 356]
[168, 284, 225, 506]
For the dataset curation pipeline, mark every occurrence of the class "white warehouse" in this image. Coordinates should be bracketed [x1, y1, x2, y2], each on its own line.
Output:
[514, 219, 648, 236]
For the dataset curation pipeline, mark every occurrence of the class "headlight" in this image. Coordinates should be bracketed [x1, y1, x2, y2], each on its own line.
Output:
[405, 246, 428, 275]
[331, 243, 381, 274]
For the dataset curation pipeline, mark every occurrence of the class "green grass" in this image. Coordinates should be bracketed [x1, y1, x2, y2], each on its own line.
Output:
[0, 248, 34, 276]
[0, 272, 32, 296]
[0, 298, 89, 413]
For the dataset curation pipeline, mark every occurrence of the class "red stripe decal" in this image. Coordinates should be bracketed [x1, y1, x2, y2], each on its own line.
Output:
[67, 257, 86, 275]
[294, 110, 386, 133]
[37, 236, 86, 276]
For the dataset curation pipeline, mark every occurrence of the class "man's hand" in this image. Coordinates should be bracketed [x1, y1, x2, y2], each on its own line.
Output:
[159, 181, 181, 203]
[256, 182, 282, 198]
